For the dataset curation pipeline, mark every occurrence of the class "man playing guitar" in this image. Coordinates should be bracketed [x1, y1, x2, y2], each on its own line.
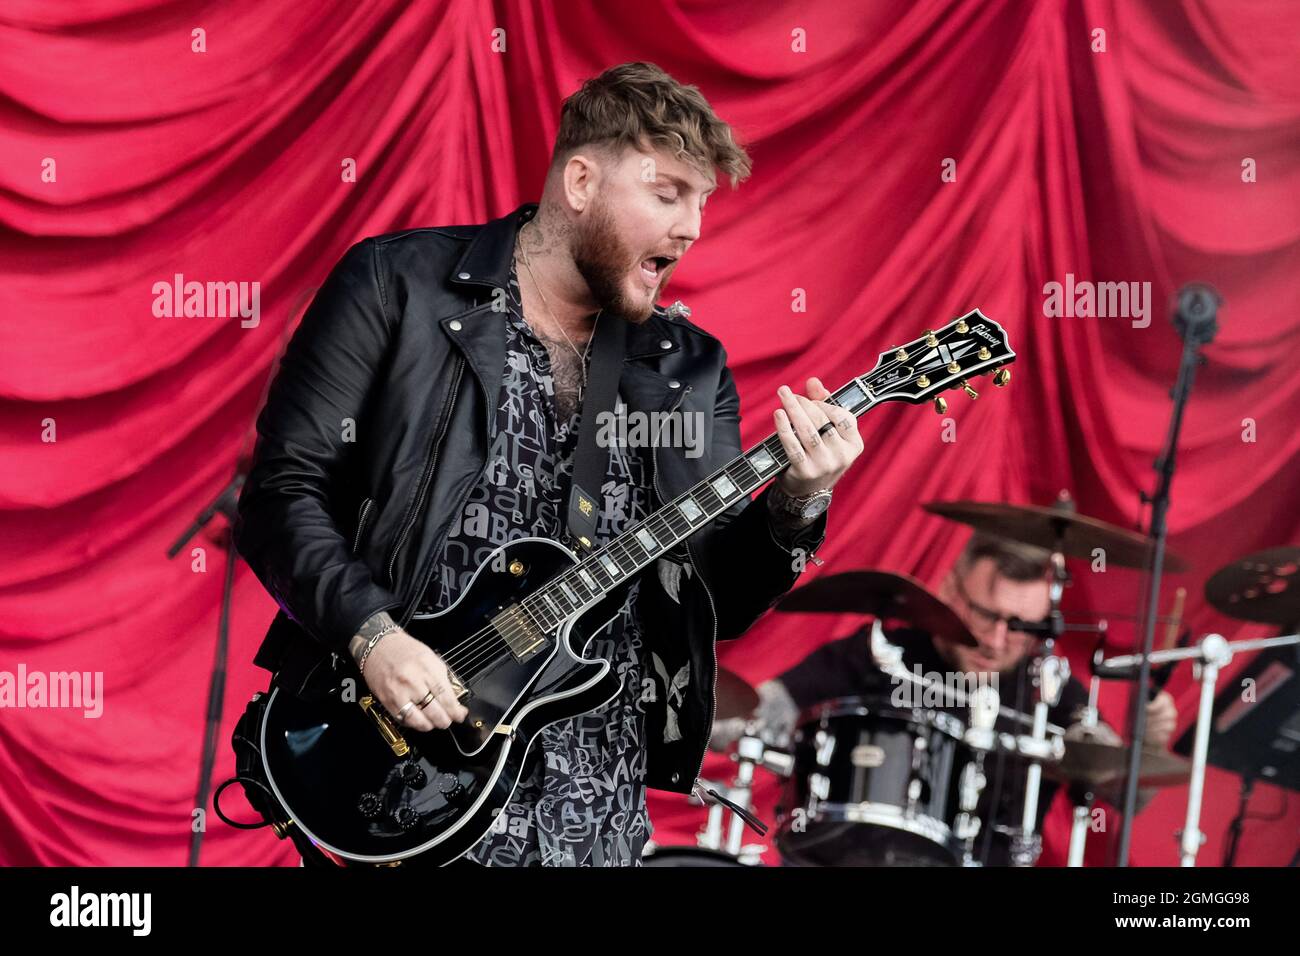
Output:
[235, 62, 863, 866]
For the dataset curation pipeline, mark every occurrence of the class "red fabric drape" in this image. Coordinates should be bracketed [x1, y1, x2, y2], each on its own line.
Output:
[2, 0, 1297, 866]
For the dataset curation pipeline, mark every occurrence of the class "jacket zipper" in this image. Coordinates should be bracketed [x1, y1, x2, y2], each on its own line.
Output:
[388, 356, 466, 588]
[400, 456, 481, 629]
[650, 383, 718, 793]
[352, 497, 374, 555]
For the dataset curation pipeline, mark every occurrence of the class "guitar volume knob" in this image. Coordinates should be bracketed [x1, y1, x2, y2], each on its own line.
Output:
[398, 761, 428, 788]
[392, 806, 422, 832]
[357, 792, 382, 819]
[437, 773, 465, 802]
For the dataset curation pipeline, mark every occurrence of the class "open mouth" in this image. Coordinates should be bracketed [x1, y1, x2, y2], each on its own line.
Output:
[639, 255, 677, 287]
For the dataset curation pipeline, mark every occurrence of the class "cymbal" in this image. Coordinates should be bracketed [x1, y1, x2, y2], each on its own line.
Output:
[922, 498, 1189, 572]
[714, 667, 759, 722]
[1049, 739, 1192, 790]
[774, 570, 977, 647]
[1204, 546, 1300, 625]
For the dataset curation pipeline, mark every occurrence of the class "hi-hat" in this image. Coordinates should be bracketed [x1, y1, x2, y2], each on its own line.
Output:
[1050, 738, 1192, 790]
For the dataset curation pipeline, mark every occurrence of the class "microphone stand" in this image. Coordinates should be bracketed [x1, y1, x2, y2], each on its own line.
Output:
[167, 473, 246, 867]
[1116, 285, 1219, 866]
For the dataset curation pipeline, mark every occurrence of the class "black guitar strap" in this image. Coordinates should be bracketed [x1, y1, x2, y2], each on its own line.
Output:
[564, 314, 627, 553]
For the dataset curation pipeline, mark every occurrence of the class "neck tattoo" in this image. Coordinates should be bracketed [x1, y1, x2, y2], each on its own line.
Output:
[515, 220, 602, 416]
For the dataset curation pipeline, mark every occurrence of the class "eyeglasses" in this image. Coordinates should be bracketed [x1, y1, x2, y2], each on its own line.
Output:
[950, 574, 1034, 634]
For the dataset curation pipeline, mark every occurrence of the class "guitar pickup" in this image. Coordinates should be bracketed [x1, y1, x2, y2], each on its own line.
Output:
[495, 605, 549, 663]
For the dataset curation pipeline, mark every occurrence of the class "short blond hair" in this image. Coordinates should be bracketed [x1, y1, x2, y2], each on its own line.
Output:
[553, 62, 752, 188]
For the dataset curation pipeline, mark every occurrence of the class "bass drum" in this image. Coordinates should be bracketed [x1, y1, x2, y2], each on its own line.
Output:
[641, 845, 751, 867]
[776, 696, 974, 866]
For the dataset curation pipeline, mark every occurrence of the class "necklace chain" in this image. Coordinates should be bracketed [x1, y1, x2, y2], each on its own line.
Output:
[515, 220, 600, 395]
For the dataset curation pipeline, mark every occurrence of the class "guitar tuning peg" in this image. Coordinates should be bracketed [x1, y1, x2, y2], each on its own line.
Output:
[961, 380, 978, 400]
[994, 368, 1011, 387]
[933, 396, 948, 414]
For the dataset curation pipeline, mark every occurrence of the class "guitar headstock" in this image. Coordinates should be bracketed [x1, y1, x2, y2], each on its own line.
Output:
[832, 310, 1015, 415]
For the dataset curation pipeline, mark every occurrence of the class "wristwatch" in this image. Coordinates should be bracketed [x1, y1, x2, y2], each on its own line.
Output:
[772, 487, 833, 520]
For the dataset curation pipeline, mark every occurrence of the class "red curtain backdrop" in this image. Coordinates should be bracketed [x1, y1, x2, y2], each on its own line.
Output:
[2, 0, 1297, 866]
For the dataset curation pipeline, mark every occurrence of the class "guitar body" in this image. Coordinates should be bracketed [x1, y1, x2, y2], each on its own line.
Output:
[259, 538, 628, 866]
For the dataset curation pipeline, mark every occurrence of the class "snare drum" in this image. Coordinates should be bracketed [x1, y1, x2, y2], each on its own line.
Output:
[776, 696, 975, 866]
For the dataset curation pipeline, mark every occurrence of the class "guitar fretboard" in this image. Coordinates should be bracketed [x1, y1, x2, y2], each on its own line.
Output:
[516, 375, 880, 633]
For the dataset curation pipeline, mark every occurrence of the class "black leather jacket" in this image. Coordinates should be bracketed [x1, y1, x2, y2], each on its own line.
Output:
[234, 202, 829, 795]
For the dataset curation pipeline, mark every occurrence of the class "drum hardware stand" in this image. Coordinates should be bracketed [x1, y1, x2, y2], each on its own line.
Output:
[1178, 634, 1233, 868]
[725, 730, 766, 860]
[1098, 631, 1300, 866]
[1222, 774, 1256, 867]
[1066, 658, 1105, 866]
[1009, 543, 1071, 867]
[957, 685, 999, 866]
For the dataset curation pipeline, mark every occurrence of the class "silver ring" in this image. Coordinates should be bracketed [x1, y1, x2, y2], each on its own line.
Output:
[396, 701, 417, 721]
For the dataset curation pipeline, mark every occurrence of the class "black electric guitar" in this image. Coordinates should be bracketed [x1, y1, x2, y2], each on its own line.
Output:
[256, 309, 1016, 866]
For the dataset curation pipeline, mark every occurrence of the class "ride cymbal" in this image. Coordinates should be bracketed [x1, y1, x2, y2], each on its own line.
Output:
[1205, 546, 1300, 625]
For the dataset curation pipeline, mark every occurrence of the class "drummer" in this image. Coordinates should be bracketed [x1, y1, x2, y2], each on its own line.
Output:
[715, 532, 1179, 864]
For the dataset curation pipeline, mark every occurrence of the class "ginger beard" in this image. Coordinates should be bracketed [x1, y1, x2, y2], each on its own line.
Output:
[570, 194, 676, 325]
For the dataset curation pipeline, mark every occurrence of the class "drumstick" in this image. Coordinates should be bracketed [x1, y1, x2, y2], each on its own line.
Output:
[1162, 587, 1186, 650]
[1147, 587, 1186, 701]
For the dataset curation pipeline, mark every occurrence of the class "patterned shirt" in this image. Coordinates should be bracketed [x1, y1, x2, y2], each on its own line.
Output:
[415, 251, 655, 866]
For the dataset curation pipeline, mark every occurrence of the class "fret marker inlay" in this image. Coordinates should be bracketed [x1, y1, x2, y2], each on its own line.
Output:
[749, 448, 775, 473]
[711, 475, 737, 498]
